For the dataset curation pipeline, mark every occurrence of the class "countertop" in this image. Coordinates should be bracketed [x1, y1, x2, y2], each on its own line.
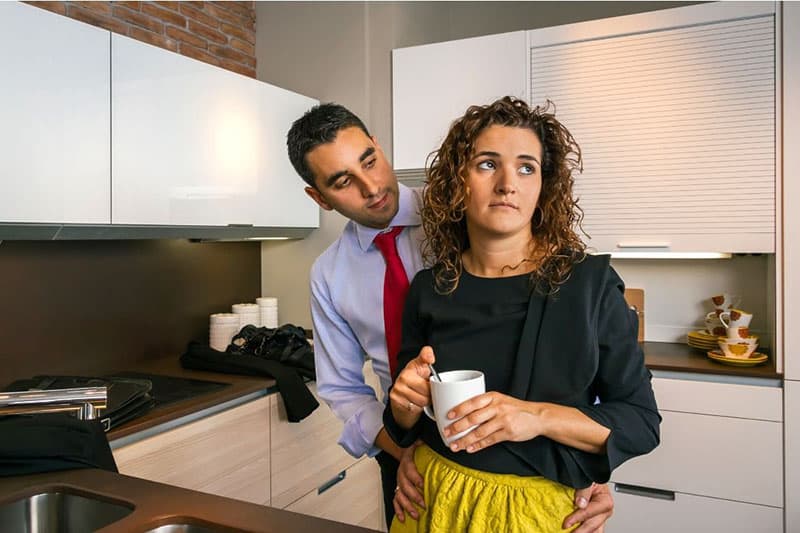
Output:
[0, 468, 377, 533]
[106, 356, 278, 442]
[642, 341, 781, 380]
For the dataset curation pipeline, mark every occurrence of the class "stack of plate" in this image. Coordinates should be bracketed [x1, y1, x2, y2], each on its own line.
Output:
[687, 330, 719, 351]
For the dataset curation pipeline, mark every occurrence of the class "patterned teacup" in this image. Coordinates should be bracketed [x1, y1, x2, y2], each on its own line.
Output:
[704, 312, 726, 337]
[710, 293, 741, 314]
[718, 337, 758, 359]
[720, 308, 753, 330]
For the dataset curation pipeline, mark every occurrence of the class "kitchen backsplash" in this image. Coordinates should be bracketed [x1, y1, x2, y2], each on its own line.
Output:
[0, 239, 260, 384]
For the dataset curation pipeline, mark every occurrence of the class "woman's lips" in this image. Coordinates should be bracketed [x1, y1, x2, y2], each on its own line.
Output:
[489, 201, 518, 209]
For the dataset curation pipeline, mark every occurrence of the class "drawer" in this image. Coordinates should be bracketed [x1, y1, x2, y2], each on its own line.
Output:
[612, 410, 782, 507]
[285, 458, 386, 532]
[270, 382, 358, 508]
[608, 482, 783, 533]
[652, 377, 782, 421]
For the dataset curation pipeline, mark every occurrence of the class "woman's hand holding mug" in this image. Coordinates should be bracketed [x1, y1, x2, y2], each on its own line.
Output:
[390, 346, 435, 429]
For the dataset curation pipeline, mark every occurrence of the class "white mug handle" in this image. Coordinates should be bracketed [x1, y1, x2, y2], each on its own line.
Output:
[423, 405, 435, 420]
[719, 311, 731, 328]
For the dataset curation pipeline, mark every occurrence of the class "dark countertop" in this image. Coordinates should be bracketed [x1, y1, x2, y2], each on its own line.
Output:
[0, 468, 378, 533]
[642, 341, 781, 380]
[106, 356, 278, 442]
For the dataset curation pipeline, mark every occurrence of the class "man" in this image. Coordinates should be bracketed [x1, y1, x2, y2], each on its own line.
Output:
[287, 103, 613, 531]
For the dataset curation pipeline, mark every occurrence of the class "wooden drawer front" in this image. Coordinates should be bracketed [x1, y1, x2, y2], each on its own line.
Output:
[270, 383, 358, 508]
[113, 396, 270, 505]
[608, 483, 783, 533]
[285, 458, 386, 532]
[612, 410, 782, 507]
[652, 378, 782, 421]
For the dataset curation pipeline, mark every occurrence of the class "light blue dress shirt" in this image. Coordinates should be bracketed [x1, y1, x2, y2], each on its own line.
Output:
[310, 184, 425, 458]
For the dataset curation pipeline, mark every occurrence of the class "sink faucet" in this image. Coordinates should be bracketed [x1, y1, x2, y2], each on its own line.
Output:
[0, 386, 108, 420]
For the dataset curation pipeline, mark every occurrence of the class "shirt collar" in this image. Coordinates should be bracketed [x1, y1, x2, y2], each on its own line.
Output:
[355, 183, 422, 252]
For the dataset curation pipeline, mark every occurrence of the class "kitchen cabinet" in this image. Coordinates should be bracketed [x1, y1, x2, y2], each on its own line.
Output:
[783, 1, 800, 382]
[786, 381, 799, 532]
[271, 363, 384, 530]
[0, 2, 110, 225]
[608, 376, 783, 531]
[528, 2, 777, 254]
[113, 395, 271, 506]
[111, 34, 319, 229]
[392, 31, 527, 170]
[285, 457, 385, 532]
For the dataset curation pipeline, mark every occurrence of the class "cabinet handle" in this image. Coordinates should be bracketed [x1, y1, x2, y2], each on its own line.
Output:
[614, 483, 675, 501]
[616, 241, 670, 249]
[317, 470, 347, 495]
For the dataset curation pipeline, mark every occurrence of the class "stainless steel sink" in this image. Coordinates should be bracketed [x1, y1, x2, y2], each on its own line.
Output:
[0, 489, 134, 532]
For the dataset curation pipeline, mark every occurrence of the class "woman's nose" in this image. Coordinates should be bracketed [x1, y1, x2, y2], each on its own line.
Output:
[495, 166, 517, 194]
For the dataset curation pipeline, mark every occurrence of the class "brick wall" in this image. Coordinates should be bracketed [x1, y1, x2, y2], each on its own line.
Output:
[26, 1, 256, 77]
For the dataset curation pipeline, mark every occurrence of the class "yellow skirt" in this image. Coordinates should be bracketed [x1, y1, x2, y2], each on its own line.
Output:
[390, 444, 578, 533]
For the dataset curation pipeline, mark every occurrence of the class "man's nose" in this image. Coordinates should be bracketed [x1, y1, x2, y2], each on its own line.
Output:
[357, 172, 380, 197]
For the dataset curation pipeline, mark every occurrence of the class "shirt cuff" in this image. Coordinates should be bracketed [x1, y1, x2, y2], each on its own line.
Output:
[338, 399, 385, 458]
[382, 402, 422, 448]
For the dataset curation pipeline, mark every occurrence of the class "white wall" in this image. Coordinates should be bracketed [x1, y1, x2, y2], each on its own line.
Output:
[255, 1, 702, 327]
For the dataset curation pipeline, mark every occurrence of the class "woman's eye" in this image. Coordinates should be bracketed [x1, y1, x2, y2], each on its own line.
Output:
[477, 160, 495, 170]
[520, 164, 535, 175]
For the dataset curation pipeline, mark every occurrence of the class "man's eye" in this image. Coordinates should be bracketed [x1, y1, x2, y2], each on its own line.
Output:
[477, 160, 495, 170]
[334, 177, 351, 189]
[365, 158, 376, 169]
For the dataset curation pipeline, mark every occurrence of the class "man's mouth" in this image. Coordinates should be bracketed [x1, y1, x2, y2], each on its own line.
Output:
[368, 193, 389, 209]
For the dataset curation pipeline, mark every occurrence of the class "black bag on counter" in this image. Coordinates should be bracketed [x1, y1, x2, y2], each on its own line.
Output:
[227, 324, 315, 379]
[0, 414, 118, 477]
[3, 376, 155, 432]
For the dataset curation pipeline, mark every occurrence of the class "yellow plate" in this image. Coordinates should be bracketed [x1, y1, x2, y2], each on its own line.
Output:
[707, 350, 768, 366]
[689, 330, 720, 340]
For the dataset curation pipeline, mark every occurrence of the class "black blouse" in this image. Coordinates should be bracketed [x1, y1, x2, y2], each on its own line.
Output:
[384, 254, 661, 489]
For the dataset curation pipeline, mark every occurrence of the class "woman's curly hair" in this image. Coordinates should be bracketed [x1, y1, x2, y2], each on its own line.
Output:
[422, 96, 587, 295]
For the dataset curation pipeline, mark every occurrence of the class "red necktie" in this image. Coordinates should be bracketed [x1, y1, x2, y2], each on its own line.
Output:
[373, 226, 409, 378]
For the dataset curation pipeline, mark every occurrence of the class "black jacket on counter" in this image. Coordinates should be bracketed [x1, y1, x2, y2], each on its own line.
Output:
[0, 414, 118, 477]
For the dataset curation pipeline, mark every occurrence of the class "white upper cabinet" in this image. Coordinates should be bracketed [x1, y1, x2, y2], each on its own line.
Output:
[392, 31, 527, 170]
[112, 35, 319, 228]
[528, 2, 778, 254]
[0, 2, 110, 224]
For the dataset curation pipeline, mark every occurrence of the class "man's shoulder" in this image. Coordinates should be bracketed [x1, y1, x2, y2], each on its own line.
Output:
[310, 221, 359, 283]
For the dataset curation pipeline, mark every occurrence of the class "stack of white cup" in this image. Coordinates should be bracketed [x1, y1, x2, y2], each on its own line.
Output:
[209, 313, 240, 351]
[232, 303, 260, 329]
[257, 297, 279, 329]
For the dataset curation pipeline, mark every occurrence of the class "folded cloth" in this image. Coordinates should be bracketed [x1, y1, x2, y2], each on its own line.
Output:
[180, 341, 318, 422]
[0, 414, 118, 477]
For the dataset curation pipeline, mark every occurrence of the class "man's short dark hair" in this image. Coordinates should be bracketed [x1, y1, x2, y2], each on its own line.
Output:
[287, 103, 371, 188]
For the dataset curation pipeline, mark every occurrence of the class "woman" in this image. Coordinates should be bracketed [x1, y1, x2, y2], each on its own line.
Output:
[383, 97, 660, 532]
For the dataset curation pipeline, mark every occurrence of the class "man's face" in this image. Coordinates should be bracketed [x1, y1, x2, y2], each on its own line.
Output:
[304, 126, 400, 229]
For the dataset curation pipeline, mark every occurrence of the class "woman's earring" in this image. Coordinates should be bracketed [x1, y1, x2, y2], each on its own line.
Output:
[533, 206, 544, 228]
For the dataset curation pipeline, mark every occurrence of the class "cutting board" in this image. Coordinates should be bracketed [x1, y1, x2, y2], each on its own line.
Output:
[624, 288, 645, 343]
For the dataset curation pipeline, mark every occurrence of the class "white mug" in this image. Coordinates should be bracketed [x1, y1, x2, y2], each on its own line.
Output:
[423, 370, 485, 445]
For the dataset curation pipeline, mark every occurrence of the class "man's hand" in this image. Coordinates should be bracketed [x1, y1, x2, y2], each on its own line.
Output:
[392, 441, 425, 523]
[563, 483, 614, 532]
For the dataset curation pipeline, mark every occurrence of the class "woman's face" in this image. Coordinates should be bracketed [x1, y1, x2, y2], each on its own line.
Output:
[463, 125, 543, 240]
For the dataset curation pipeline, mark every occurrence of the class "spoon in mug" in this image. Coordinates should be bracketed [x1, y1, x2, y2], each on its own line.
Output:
[429, 363, 442, 382]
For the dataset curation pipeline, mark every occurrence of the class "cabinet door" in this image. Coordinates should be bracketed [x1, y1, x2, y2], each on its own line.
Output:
[612, 409, 782, 507]
[113, 396, 270, 506]
[285, 458, 385, 532]
[784, 2, 800, 381]
[111, 34, 318, 228]
[528, 2, 777, 253]
[270, 382, 359, 509]
[392, 31, 527, 170]
[607, 483, 783, 533]
[786, 380, 800, 533]
[0, 2, 109, 224]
